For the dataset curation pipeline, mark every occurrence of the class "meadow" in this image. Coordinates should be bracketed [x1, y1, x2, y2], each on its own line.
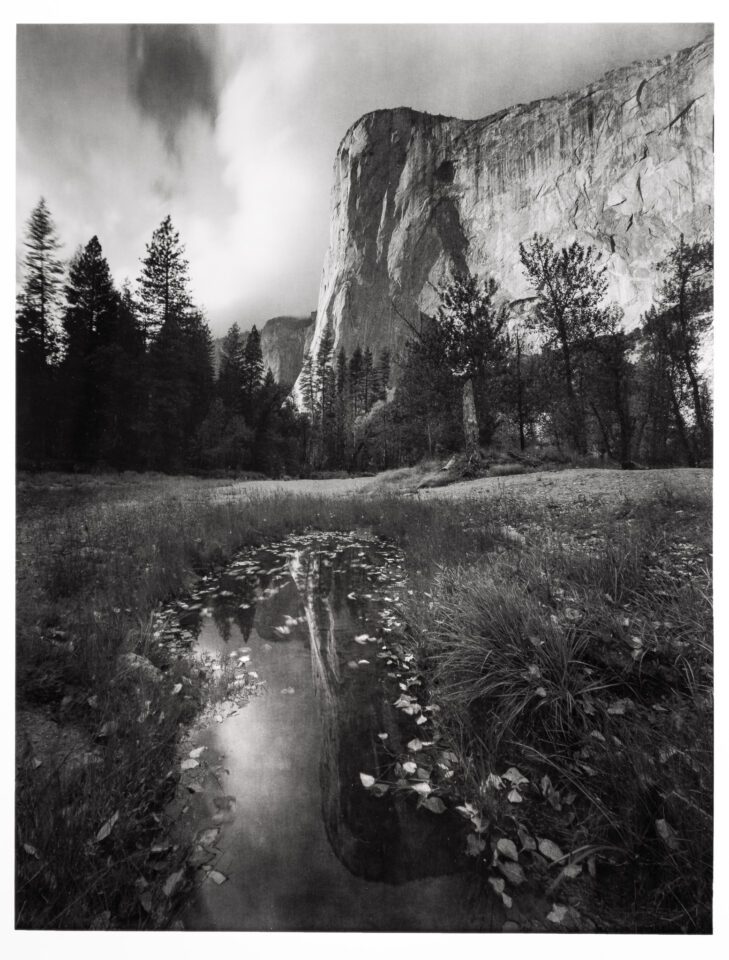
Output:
[15, 467, 712, 930]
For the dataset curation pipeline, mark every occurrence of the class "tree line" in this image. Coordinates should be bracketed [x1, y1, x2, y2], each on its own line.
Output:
[345, 234, 711, 472]
[16, 199, 304, 475]
[17, 196, 712, 476]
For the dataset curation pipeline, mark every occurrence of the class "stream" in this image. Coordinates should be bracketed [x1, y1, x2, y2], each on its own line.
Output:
[159, 532, 495, 931]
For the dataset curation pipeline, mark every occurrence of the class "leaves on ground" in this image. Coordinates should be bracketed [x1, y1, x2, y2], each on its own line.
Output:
[95, 810, 119, 843]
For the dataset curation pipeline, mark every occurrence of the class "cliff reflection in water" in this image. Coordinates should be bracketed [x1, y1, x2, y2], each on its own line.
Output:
[289, 544, 464, 885]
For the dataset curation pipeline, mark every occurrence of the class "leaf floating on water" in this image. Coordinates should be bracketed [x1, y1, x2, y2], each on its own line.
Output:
[499, 861, 526, 886]
[181, 759, 199, 771]
[95, 810, 119, 843]
[655, 818, 680, 851]
[357, 659, 370, 665]
[547, 903, 568, 925]
[280, 687, 295, 695]
[466, 834, 486, 857]
[208, 869, 227, 885]
[507, 789, 523, 803]
[22, 842, 40, 859]
[421, 796, 446, 814]
[411, 781, 432, 796]
[189, 746, 205, 759]
[497, 838, 519, 862]
[407, 738, 424, 752]
[172, 684, 182, 695]
[415, 715, 427, 725]
[377, 733, 388, 740]
[214, 714, 224, 723]
[196, 827, 220, 848]
[488, 876, 505, 895]
[274, 626, 290, 636]
[163, 869, 185, 898]
[402, 761, 417, 775]
[371, 783, 390, 798]
[538, 838, 565, 862]
[359, 773, 376, 789]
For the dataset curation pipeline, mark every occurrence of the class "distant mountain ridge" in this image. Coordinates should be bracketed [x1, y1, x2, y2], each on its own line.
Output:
[213, 312, 315, 385]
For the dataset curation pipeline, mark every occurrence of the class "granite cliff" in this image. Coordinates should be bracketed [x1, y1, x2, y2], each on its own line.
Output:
[260, 314, 315, 385]
[300, 34, 712, 386]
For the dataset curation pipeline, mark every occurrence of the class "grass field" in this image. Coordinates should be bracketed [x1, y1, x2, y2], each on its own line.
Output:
[15, 467, 712, 930]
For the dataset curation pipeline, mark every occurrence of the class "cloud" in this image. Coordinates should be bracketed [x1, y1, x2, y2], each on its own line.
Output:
[127, 25, 219, 154]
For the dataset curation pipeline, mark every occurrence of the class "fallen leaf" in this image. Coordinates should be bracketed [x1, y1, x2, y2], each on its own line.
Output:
[411, 781, 432, 796]
[172, 684, 182, 695]
[95, 810, 119, 843]
[502, 767, 528, 786]
[488, 876, 505, 895]
[377, 732, 388, 740]
[407, 738, 424, 752]
[421, 796, 446, 814]
[180, 759, 199, 771]
[538, 838, 565, 862]
[547, 903, 568, 924]
[466, 834, 486, 857]
[507, 789, 523, 803]
[189, 746, 205, 759]
[402, 761, 417, 775]
[498, 861, 526, 886]
[359, 773, 376, 788]
[208, 870, 227, 885]
[496, 838, 519, 862]
[163, 869, 185, 898]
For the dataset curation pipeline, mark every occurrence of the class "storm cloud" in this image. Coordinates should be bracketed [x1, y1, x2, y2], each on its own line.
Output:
[128, 25, 219, 153]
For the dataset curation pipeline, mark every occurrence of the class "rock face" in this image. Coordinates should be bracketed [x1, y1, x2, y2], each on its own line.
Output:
[300, 34, 712, 386]
[260, 314, 315, 385]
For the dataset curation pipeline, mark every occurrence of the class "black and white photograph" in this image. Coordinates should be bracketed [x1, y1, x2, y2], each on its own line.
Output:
[11, 6, 717, 937]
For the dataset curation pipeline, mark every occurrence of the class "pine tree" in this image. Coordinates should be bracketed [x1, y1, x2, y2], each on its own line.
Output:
[218, 322, 246, 415]
[241, 324, 264, 418]
[61, 236, 119, 462]
[376, 349, 391, 403]
[349, 345, 364, 419]
[137, 215, 191, 339]
[17, 198, 65, 464]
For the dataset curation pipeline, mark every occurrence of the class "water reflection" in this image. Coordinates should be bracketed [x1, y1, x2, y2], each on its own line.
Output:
[178, 534, 488, 931]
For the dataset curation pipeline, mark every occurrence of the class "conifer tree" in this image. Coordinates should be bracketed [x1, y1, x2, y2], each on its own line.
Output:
[137, 215, 191, 339]
[17, 198, 65, 464]
[241, 324, 264, 418]
[218, 322, 246, 414]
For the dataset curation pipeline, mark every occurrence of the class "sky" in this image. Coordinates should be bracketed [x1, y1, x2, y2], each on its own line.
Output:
[16, 22, 712, 337]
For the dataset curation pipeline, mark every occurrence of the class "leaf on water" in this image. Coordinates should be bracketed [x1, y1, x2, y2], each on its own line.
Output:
[415, 715, 427, 725]
[359, 773, 376, 788]
[402, 761, 417, 775]
[214, 714, 224, 723]
[371, 783, 390, 798]
[466, 834, 486, 857]
[547, 903, 568, 925]
[347, 661, 359, 669]
[562, 863, 582, 879]
[411, 781, 432, 796]
[163, 869, 185, 898]
[208, 870, 227, 885]
[421, 796, 446, 814]
[172, 683, 182, 695]
[355, 634, 370, 643]
[196, 827, 220, 848]
[502, 767, 528, 786]
[22, 843, 40, 859]
[181, 759, 199, 771]
[357, 659, 370, 665]
[498, 861, 526, 886]
[95, 810, 119, 843]
[507, 789, 523, 803]
[377, 733, 388, 740]
[496, 838, 519, 862]
[189, 746, 205, 759]
[407, 738, 424, 752]
[488, 876, 505, 895]
[538, 838, 565, 862]
[280, 687, 295, 695]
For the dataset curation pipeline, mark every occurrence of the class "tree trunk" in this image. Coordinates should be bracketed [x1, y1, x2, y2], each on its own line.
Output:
[462, 377, 480, 462]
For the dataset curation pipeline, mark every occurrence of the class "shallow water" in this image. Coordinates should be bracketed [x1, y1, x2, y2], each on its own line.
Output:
[165, 532, 494, 931]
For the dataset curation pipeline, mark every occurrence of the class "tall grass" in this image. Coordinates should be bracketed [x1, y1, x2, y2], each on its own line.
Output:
[16, 472, 712, 930]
